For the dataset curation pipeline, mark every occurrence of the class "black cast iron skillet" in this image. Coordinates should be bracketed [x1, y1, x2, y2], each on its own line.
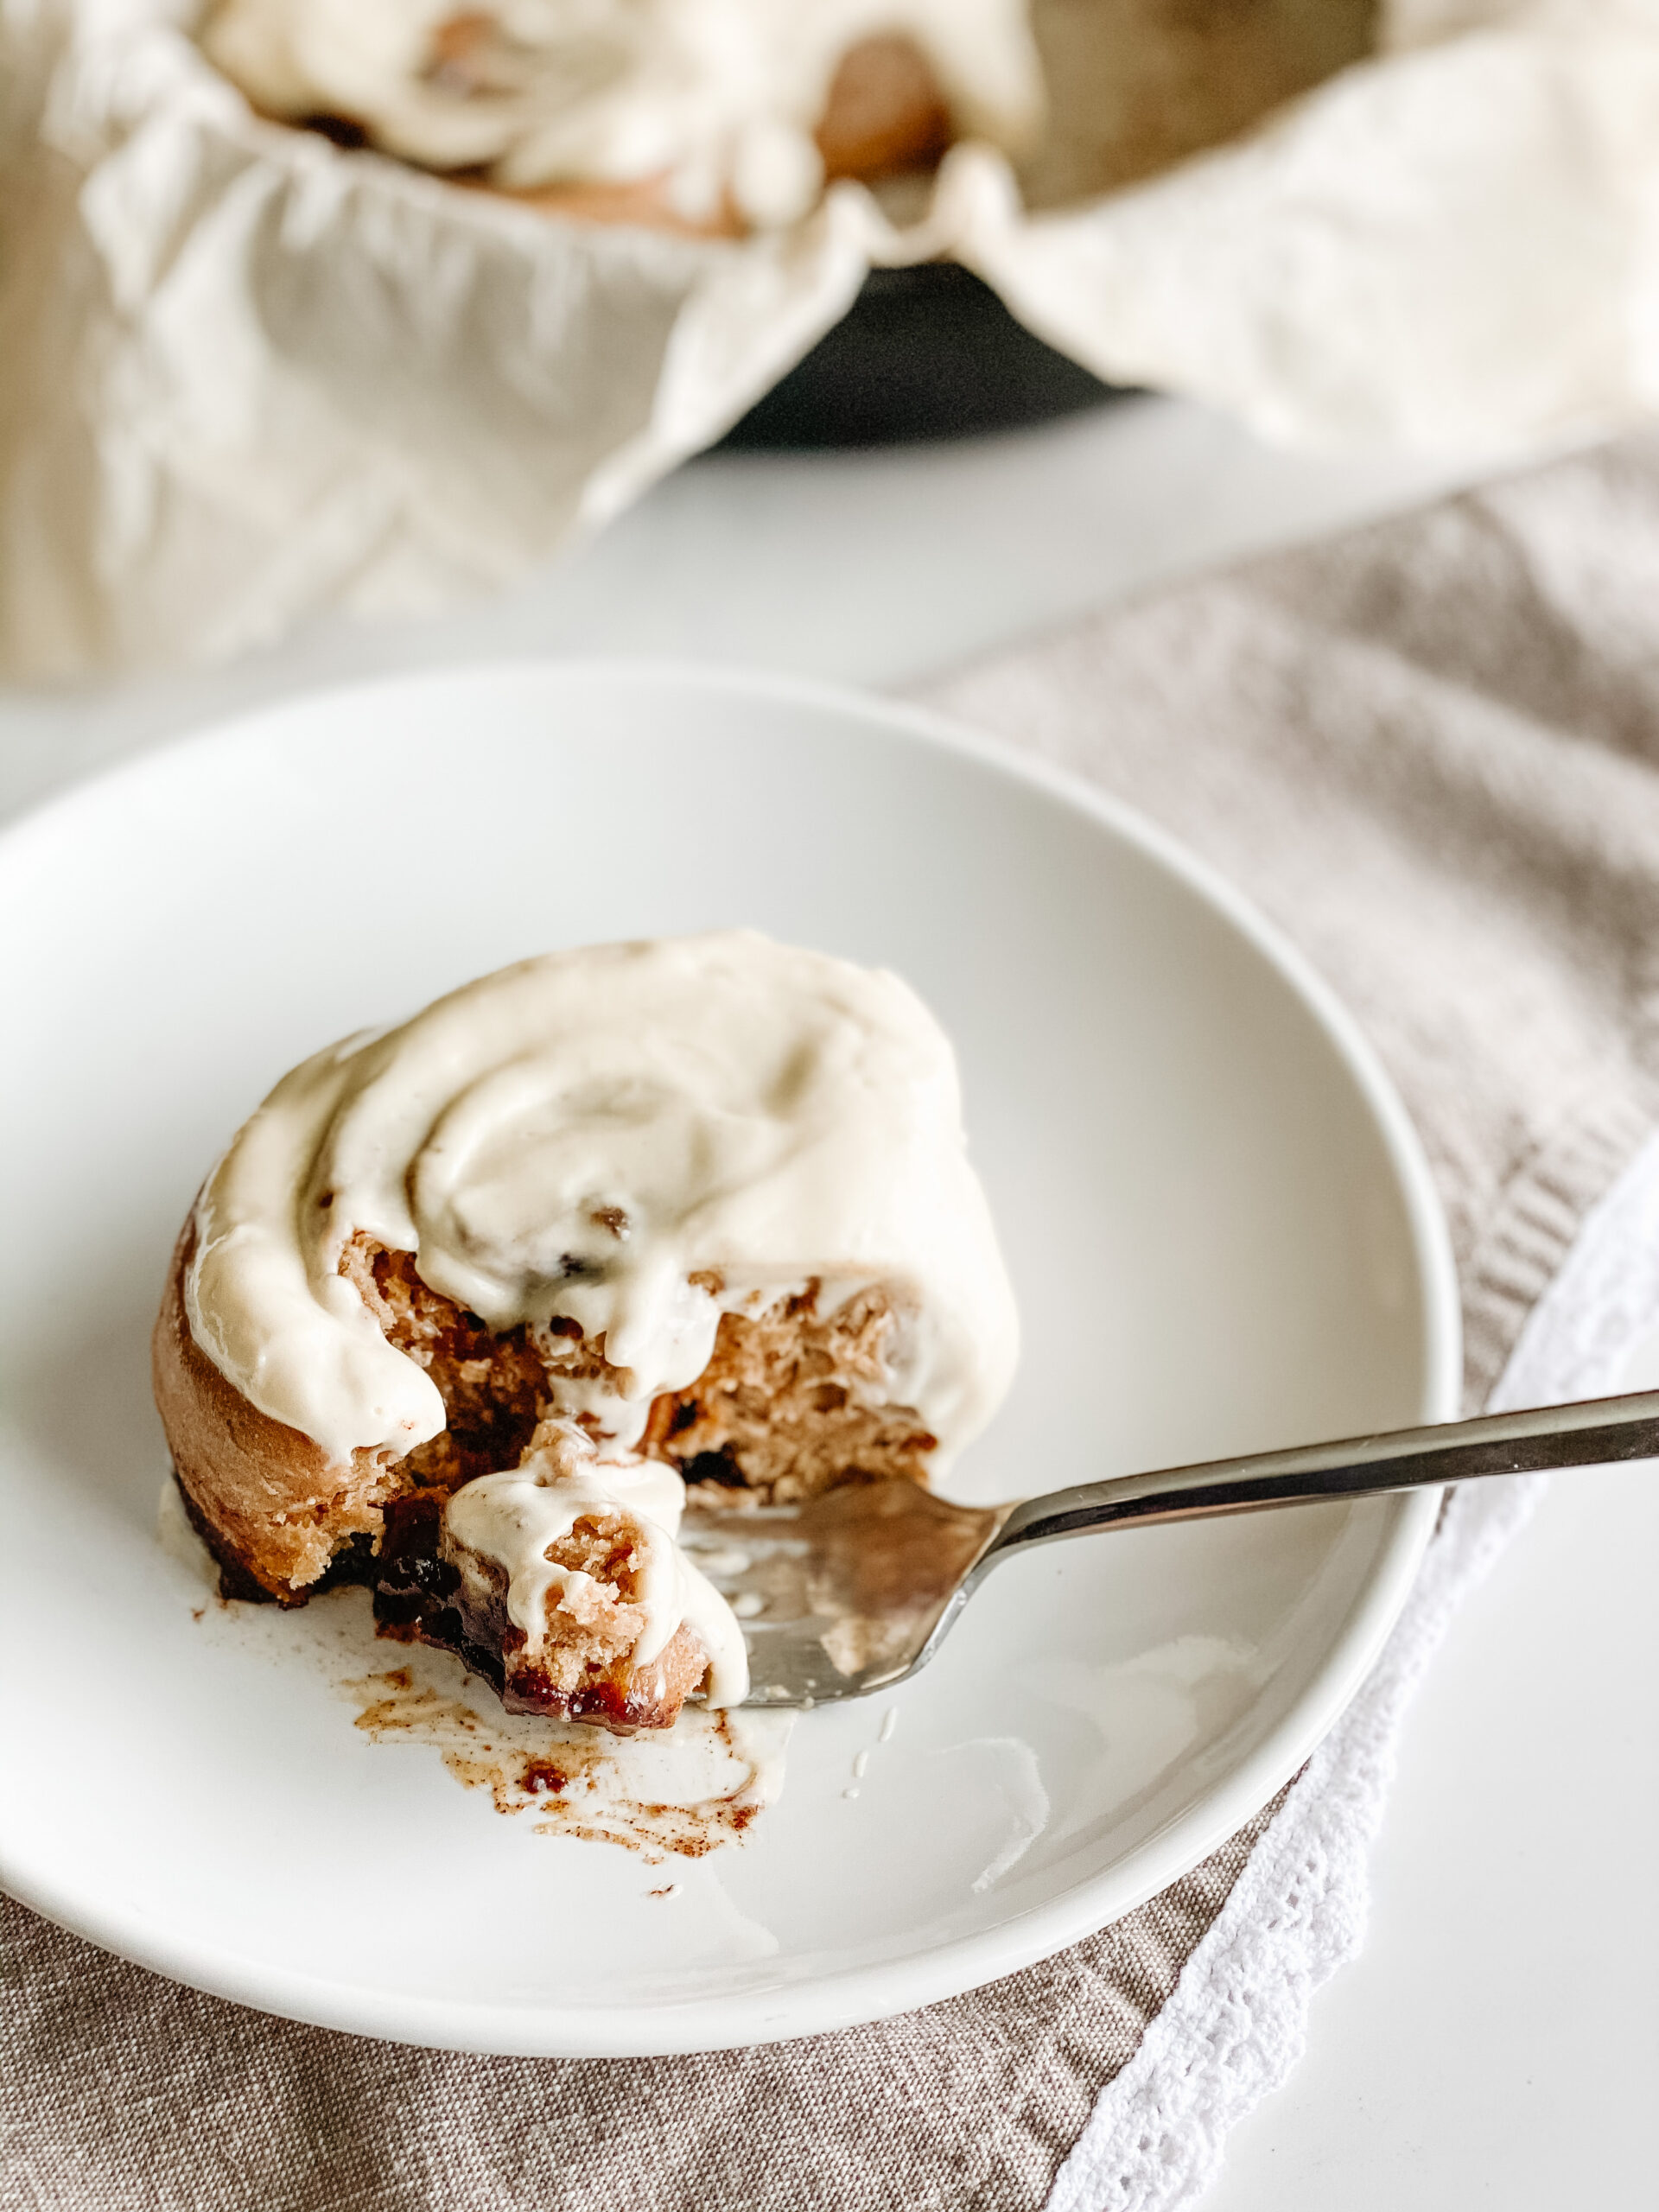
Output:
[716, 261, 1123, 450]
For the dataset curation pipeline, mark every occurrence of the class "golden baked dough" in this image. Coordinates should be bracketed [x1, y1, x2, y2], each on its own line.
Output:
[153, 1220, 402, 1602]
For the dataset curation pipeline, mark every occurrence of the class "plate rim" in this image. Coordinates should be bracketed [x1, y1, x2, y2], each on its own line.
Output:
[0, 657, 1462, 2055]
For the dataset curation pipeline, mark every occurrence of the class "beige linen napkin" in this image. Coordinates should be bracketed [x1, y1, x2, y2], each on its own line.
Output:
[8, 435, 1659, 2209]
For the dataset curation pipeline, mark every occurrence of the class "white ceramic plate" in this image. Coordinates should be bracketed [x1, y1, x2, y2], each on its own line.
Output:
[0, 664, 1459, 2056]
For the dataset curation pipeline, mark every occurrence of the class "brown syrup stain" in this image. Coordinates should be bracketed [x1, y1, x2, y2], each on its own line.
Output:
[169, 1510, 794, 1859]
[341, 1657, 781, 1857]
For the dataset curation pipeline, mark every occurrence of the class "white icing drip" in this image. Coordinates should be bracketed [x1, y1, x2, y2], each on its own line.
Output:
[443, 1431, 749, 1705]
[201, 0, 1044, 228]
[185, 1038, 448, 1464]
[184, 930, 1019, 1472]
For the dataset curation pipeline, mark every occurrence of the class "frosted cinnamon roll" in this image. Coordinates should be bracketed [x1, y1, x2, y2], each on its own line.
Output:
[153, 931, 1019, 1729]
[198, 0, 1045, 232]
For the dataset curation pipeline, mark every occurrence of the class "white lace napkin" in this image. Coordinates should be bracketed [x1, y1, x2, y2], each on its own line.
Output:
[1044, 1126, 1659, 2209]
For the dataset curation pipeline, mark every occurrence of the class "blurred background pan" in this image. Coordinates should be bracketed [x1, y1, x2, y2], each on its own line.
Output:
[719, 0, 1377, 448]
[717, 264, 1122, 449]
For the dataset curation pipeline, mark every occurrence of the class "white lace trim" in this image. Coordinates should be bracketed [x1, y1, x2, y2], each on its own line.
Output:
[1043, 1124, 1659, 2212]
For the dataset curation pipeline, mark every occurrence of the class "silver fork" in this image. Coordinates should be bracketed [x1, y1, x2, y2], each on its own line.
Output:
[677, 1389, 1659, 1707]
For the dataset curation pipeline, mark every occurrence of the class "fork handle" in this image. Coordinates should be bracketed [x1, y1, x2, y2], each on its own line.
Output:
[988, 1387, 1659, 1558]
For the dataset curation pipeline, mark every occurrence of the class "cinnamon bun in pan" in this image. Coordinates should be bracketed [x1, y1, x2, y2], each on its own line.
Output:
[200, 0, 1044, 235]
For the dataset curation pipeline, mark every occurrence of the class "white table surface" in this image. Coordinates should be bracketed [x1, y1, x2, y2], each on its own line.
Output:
[4, 392, 1651, 2207]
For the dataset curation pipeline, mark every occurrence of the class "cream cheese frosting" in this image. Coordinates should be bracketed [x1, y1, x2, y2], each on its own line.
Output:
[443, 1427, 750, 1703]
[186, 929, 1018, 1465]
[200, 0, 1045, 229]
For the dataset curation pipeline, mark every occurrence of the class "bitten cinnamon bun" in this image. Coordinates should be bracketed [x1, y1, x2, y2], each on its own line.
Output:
[154, 931, 1018, 1729]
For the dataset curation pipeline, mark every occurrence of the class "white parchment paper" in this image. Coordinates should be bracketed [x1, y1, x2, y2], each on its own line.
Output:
[3, 0, 1659, 677]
